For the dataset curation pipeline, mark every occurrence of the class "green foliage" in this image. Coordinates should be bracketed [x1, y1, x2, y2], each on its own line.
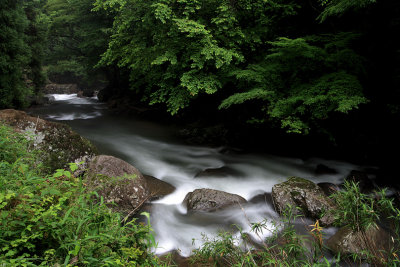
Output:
[94, 0, 298, 114]
[0, 0, 49, 108]
[0, 0, 31, 109]
[331, 181, 378, 231]
[44, 0, 112, 86]
[220, 35, 367, 133]
[24, 0, 48, 93]
[319, 0, 377, 22]
[0, 124, 160, 266]
[330, 182, 400, 265]
[0, 125, 31, 163]
[94, 0, 369, 135]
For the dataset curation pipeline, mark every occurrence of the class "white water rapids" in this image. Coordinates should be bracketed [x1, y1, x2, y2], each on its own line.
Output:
[29, 94, 368, 257]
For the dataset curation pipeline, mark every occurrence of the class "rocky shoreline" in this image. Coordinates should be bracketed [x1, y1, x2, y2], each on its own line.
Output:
[0, 108, 396, 265]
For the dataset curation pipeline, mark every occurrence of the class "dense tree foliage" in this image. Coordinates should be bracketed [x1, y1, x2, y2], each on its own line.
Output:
[43, 0, 112, 88]
[92, 0, 376, 133]
[1, 1, 33, 108]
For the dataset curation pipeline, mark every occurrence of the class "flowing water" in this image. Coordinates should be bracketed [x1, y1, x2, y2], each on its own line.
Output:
[28, 94, 366, 256]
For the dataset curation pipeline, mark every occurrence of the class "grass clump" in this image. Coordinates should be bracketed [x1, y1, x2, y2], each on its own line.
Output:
[0, 124, 159, 266]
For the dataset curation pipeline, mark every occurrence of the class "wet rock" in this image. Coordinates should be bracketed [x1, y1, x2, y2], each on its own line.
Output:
[315, 164, 338, 175]
[45, 95, 56, 103]
[184, 188, 247, 212]
[249, 192, 274, 207]
[326, 225, 394, 262]
[0, 109, 97, 172]
[195, 166, 244, 178]
[144, 174, 176, 200]
[317, 182, 339, 197]
[271, 177, 336, 226]
[345, 170, 375, 193]
[27, 95, 56, 106]
[77, 91, 84, 98]
[44, 83, 79, 94]
[86, 155, 149, 216]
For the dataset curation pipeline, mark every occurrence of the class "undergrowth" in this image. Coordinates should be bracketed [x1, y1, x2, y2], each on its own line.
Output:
[0, 124, 160, 266]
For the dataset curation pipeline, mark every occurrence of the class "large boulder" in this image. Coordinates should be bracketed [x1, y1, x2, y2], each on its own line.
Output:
[184, 188, 247, 212]
[86, 155, 149, 216]
[326, 225, 394, 263]
[0, 109, 97, 172]
[271, 177, 336, 226]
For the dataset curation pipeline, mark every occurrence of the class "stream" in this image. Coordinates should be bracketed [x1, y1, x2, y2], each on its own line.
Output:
[28, 94, 366, 257]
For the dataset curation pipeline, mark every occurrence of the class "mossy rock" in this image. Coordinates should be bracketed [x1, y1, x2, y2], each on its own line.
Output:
[326, 224, 393, 263]
[0, 109, 98, 172]
[271, 177, 336, 226]
[85, 155, 149, 216]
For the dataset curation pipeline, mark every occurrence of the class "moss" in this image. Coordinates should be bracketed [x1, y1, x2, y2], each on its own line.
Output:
[286, 177, 317, 190]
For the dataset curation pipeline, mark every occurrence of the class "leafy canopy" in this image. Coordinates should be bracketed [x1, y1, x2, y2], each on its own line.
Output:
[95, 0, 368, 134]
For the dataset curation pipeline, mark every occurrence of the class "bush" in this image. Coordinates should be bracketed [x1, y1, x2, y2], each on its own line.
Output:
[0, 124, 159, 266]
[331, 180, 378, 231]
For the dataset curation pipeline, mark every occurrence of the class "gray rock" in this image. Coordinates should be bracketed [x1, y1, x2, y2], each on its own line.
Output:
[271, 177, 336, 226]
[0, 109, 97, 172]
[45, 95, 56, 103]
[86, 155, 149, 216]
[144, 174, 176, 200]
[184, 188, 247, 212]
[326, 224, 394, 262]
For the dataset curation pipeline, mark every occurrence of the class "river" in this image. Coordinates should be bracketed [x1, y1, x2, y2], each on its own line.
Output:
[28, 94, 364, 257]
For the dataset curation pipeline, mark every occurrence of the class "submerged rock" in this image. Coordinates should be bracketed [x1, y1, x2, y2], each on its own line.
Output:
[195, 166, 244, 178]
[271, 177, 336, 226]
[0, 109, 97, 172]
[184, 188, 247, 212]
[317, 182, 340, 197]
[326, 224, 394, 262]
[315, 164, 338, 175]
[86, 155, 149, 216]
[345, 170, 375, 193]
